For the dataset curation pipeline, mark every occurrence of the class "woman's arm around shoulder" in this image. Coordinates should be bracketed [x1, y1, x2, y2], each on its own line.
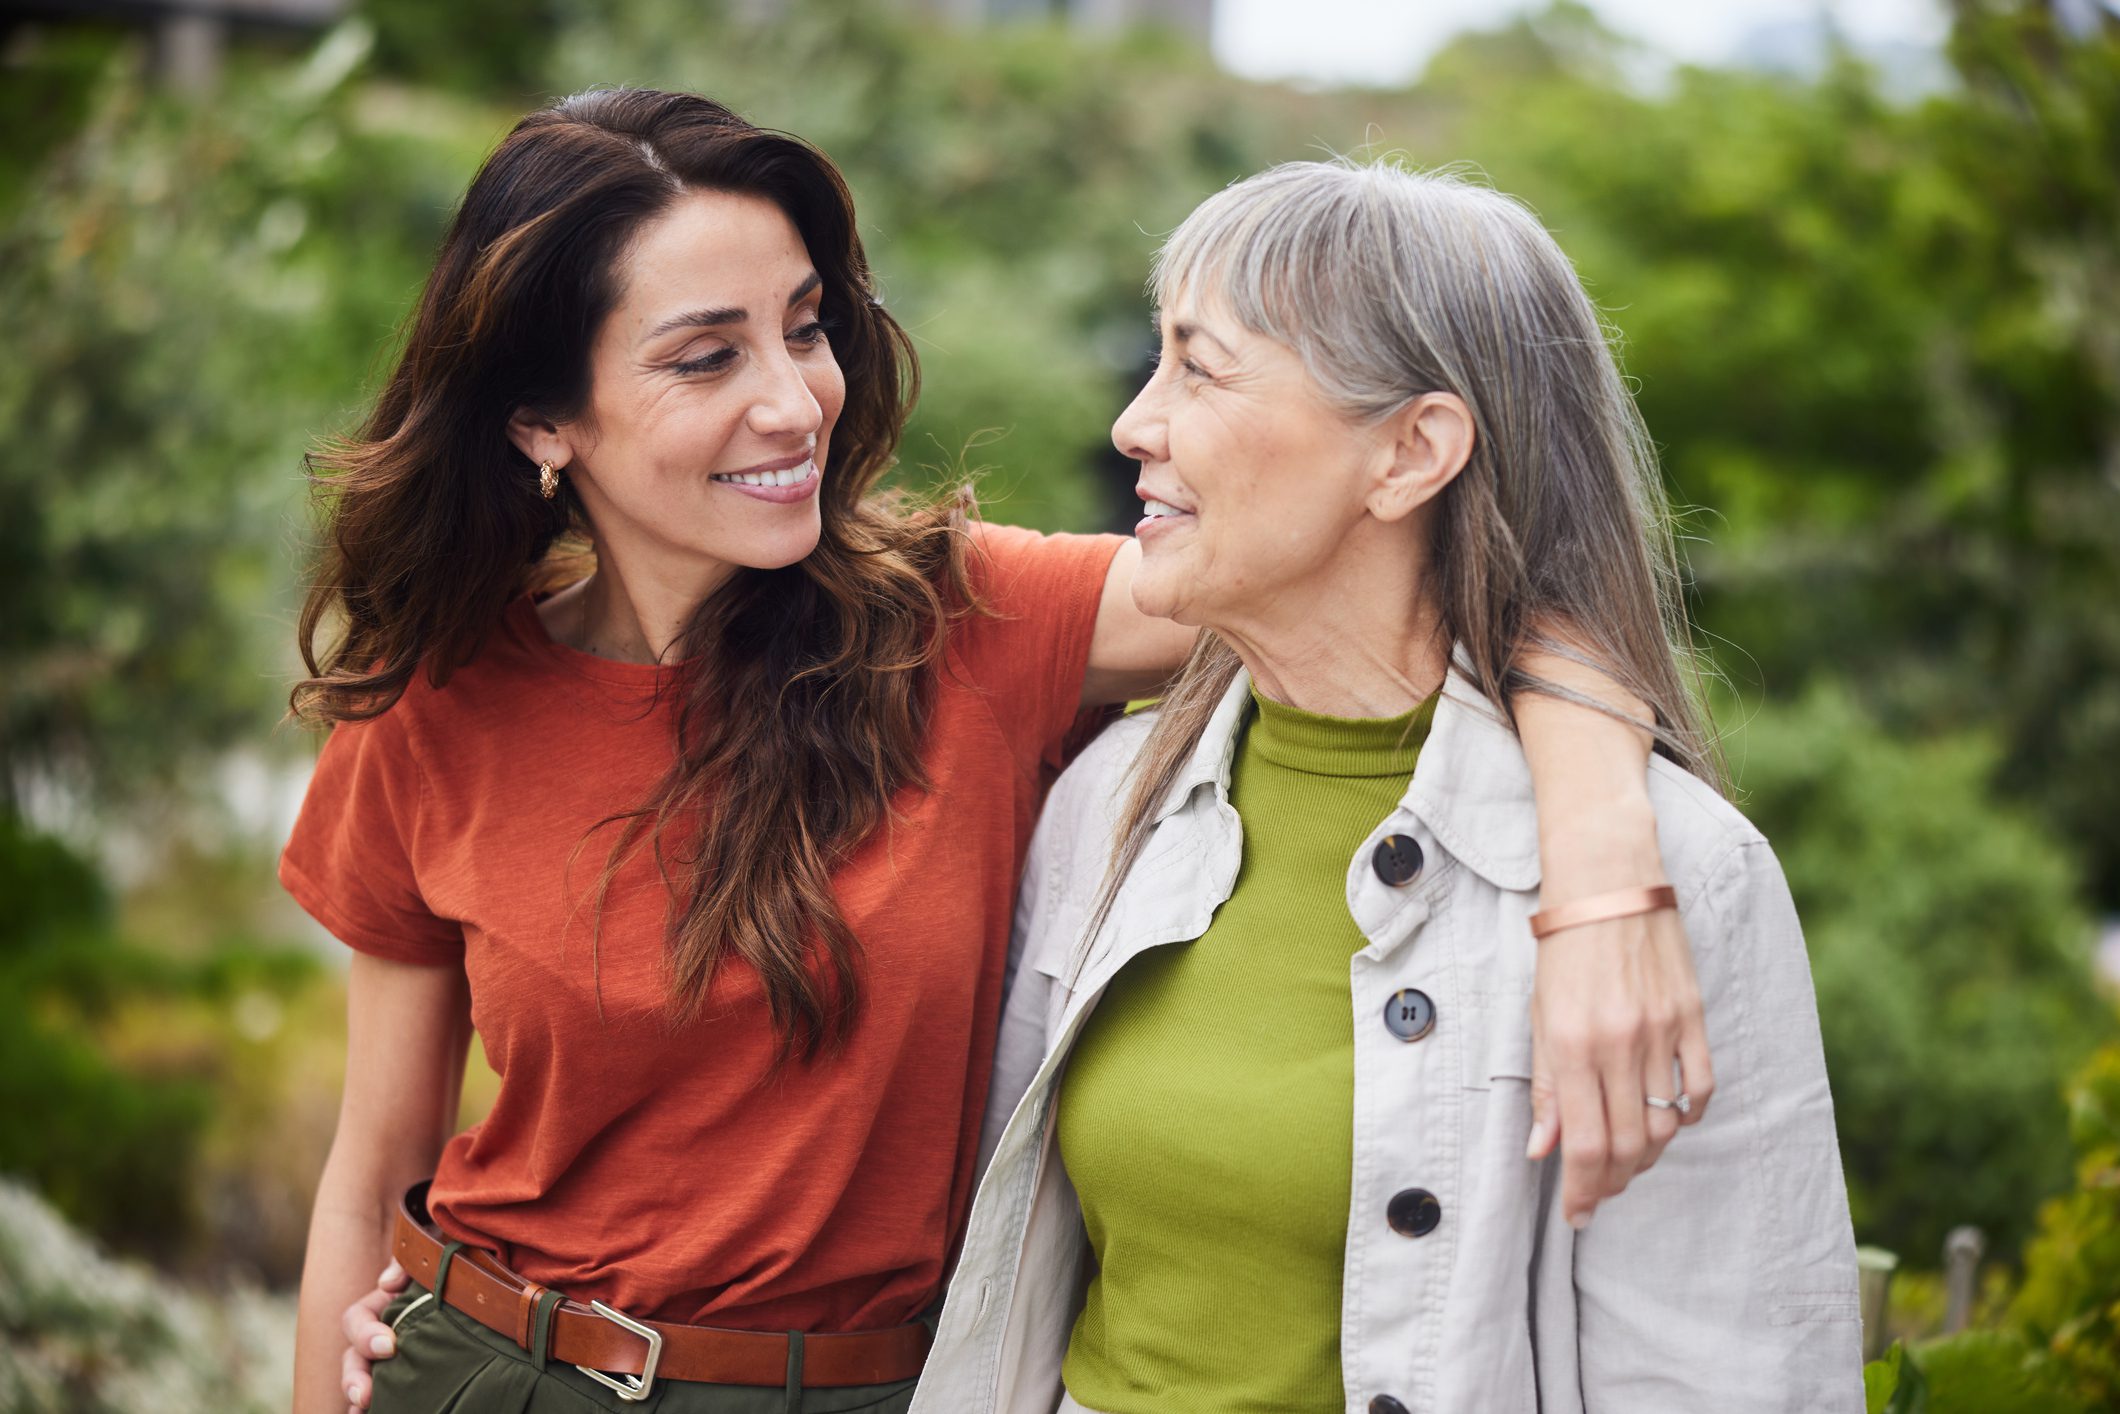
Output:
[294, 952, 472, 1414]
[1511, 645, 1719, 1229]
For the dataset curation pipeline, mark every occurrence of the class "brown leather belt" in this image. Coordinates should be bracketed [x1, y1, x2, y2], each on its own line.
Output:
[389, 1184, 929, 1395]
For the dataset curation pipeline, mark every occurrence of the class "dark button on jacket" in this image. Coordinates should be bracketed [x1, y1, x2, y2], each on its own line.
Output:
[1388, 1187, 1442, 1238]
[1371, 834, 1424, 886]
[1369, 1397, 1412, 1414]
[1383, 988, 1435, 1042]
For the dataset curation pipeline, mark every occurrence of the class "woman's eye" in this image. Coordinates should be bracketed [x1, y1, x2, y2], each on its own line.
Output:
[788, 318, 833, 347]
[673, 348, 737, 375]
[1179, 358, 1211, 381]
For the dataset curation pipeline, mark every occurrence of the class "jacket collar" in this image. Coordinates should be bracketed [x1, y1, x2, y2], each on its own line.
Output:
[1156, 657, 1542, 893]
[1150, 666, 1252, 824]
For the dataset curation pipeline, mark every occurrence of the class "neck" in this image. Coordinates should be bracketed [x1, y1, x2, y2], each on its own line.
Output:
[564, 539, 740, 665]
[1215, 528, 1449, 718]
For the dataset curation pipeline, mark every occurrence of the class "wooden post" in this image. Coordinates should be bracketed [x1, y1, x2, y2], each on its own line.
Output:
[155, 11, 225, 94]
[1857, 1246, 1899, 1360]
[1944, 1226, 1985, 1333]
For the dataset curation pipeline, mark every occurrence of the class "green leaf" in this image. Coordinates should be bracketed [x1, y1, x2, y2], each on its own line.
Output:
[1866, 1341, 1929, 1414]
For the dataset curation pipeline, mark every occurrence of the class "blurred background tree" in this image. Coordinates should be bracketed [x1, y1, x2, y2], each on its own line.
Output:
[0, 0, 2114, 1407]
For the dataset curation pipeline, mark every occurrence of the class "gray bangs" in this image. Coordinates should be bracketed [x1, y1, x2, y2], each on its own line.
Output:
[1149, 161, 1569, 426]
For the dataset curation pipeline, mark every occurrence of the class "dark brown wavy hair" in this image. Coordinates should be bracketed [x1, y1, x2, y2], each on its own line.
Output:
[293, 88, 978, 1060]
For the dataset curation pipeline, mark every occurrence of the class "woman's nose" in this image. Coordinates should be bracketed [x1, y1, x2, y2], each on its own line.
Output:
[747, 351, 824, 440]
[1111, 378, 1166, 464]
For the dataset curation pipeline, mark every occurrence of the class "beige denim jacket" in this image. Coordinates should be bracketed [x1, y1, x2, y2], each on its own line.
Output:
[914, 665, 1865, 1414]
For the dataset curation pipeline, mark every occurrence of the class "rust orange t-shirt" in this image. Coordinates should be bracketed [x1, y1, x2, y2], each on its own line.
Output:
[280, 523, 1124, 1331]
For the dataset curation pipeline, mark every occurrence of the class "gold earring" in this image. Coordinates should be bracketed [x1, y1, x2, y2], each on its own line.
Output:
[538, 460, 559, 500]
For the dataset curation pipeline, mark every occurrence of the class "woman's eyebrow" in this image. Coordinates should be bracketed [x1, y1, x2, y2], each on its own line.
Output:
[1171, 319, 1235, 360]
[643, 305, 744, 342]
[640, 272, 824, 344]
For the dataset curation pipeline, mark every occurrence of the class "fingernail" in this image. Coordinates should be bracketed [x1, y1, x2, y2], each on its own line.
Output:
[348, 1387, 362, 1404]
[380, 1260, 403, 1282]
[1568, 1210, 1592, 1231]
[371, 1333, 394, 1357]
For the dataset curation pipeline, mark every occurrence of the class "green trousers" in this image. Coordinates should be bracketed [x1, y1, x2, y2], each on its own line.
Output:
[373, 1282, 918, 1414]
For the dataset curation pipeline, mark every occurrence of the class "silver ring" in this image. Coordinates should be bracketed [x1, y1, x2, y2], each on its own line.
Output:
[1646, 1091, 1693, 1116]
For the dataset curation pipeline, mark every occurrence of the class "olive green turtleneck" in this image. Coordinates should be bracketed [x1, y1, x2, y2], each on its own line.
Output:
[1058, 687, 1437, 1414]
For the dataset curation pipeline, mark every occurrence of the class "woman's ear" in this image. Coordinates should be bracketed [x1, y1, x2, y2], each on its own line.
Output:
[505, 407, 574, 472]
[1369, 391, 1474, 524]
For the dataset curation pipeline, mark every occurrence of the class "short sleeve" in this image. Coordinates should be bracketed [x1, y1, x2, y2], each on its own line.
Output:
[279, 709, 463, 966]
[958, 521, 1126, 776]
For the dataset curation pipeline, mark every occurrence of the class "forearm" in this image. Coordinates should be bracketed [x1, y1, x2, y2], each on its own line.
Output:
[293, 1148, 412, 1414]
[1511, 646, 1664, 898]
[294, 953, 472, 1412]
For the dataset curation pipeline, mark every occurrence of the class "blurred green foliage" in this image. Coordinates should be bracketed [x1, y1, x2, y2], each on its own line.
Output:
[0, 0, 2113, 1355]
[0, 806, 211, 1260]
[359, 0, 561, 95]
[0, 23, 508, 803]
[2006, 1040, 2120, 1406]
[1727, 685, 2113, 1260]
[0, 806, 329, 1274]
[1864, 1040, 2120, 1414]
[1877, 1329, 2094, 1414]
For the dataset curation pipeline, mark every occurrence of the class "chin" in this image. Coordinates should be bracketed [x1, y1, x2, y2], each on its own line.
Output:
[1128, 566, 1190, 627]
[730, 514, 824, 571]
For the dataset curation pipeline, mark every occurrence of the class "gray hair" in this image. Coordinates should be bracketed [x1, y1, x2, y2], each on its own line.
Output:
[1099, 161, 1721, 924]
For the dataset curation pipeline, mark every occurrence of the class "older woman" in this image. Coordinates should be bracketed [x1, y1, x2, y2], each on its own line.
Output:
[917, 163, 1863, 1414]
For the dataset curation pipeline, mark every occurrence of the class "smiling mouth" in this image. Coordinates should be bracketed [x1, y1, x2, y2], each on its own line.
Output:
[711, 459, 817, 488]
[1140, 498, 1191, 519]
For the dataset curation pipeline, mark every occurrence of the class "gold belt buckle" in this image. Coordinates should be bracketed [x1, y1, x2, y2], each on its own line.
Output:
[573, 1300, 664, 1402]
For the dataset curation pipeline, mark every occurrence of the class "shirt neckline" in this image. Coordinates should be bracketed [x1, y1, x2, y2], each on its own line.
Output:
[1245, 687, 1437, 779]
[507, 592, 693, 688]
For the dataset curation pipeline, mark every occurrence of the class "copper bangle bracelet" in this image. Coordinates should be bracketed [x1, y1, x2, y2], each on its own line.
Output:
[1528, 883, 1678, 940]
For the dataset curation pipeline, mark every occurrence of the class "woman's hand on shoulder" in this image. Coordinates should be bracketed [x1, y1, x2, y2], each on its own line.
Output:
[1526, 875, 1714, 1229]
[1512, 652, 1715, 1229]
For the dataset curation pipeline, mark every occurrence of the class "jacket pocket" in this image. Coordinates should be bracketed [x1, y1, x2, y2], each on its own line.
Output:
[1462, 986, 1535, 1090]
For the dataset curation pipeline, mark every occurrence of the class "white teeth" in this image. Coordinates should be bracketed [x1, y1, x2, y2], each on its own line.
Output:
[713, 460, 816, 487]
[1142, 499, 1187, 518]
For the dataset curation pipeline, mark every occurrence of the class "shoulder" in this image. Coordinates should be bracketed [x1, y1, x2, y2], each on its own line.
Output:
[324, 664, 452, 763]
[945, 523, 1128, 761]
[1014, 710, 1156, 982]
[1021, 710, 1156, 898]
[296, 676, 443, 821]
[962, 520, 1124, 605]
[1642, 755, 1783, 918]
[1042, 709, 1157, 839]
[963, 517, 1043, 566]
[310, 602, 554, 758]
